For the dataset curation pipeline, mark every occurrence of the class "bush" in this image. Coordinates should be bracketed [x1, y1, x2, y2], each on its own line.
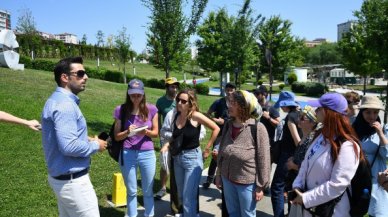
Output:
[257, 80, 264, 85]
[287, 73, 297, 85]
[179, 82, 193, 91]
[279, 84, 285, 91]
[19, 56, 33, 68]
[194, 83, 209, 95]
[146, 78, 165, 89]
[32, 59, 56, 72]
[104, 70, 123, 83]
[305, 83, 326, 96]
[209, 74, 219, 81]
[291, 82, 306, 93]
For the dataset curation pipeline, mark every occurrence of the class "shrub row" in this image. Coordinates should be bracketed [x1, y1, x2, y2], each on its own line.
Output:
[18, 57, 210, 95]
[291, 82, 326, 96]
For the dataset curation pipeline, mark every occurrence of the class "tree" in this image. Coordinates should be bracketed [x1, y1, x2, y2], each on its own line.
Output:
[304, 42, 342, 65]
[16, 8, 37, 34]
[354, 0, 388, 123]
[142, 0, 208, 78]
[257, 15, 305, 99]
[115, 27, 132, 83]
[81, 34, 87, 45]
[96, 30, 105, 47]
[339, 22, 380, 95]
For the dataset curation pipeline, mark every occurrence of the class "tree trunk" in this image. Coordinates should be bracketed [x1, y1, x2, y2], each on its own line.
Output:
[363, 75, 367, 96]
[385, 79, 388, 124]
[123, 62, 127, 84]
[219, 71, 224, 96]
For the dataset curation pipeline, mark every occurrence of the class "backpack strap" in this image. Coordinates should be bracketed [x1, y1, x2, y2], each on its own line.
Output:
[119, 104, 126, 166]
[370, 146, 380, 168]
[249, 120, 259, 186]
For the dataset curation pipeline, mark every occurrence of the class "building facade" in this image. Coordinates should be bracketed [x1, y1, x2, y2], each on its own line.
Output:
[304, 38, 329, 48]
[337, 21, 355, 42]
[0, 10, 11, 30]
[55, 33, 78, 44]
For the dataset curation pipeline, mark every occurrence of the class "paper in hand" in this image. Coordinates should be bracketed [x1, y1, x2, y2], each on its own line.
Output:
[128, 125, 148, 137]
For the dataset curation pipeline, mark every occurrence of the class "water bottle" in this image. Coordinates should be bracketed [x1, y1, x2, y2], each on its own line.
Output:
[361, 188, 370, 200]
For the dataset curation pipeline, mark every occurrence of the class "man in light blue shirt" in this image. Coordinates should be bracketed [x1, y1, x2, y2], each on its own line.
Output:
[41, 56, 107, 217]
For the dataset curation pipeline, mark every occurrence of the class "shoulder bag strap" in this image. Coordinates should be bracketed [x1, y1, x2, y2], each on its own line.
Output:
[119, 104, 126, 166]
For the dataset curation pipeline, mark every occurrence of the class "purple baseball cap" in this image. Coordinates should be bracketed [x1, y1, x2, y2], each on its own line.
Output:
[127, 79, 144, 95]
[307, 93, 348, 115]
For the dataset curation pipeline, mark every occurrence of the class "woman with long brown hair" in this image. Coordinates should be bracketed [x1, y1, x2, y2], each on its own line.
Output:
[291, 93, 361, 217]
[161, 88, 219, 217]
[113, 79, 159, 217]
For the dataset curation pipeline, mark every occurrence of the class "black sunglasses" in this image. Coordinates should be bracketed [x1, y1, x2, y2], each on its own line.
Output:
[176, 98, 188, 105]
[69, 70, 86, 78]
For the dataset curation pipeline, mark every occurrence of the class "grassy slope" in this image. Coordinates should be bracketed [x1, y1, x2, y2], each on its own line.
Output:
[0, 67, 218, 216]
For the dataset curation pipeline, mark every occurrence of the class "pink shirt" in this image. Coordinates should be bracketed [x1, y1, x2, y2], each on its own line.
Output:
[114, 104, 158, 150]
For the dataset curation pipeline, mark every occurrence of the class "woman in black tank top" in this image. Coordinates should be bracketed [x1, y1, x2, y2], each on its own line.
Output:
[160, 89, 219, 217]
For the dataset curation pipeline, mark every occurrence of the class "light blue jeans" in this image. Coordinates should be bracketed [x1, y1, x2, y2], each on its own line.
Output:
[120, 149, 156, 217]
[222, 176, 256, 217]
[173, 147, 203, 217]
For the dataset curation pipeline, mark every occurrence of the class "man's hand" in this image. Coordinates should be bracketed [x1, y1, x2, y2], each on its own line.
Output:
[262, 111, 270, 120]
[255, 189, 264, 201]
[290, 188, 304, 205]
[203, 148, 210, 159]
[94, 135, 107, 152]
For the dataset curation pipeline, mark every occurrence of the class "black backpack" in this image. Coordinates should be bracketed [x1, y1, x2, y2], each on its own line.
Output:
[107, 104, 126, 165]
[346, 148, 378, 217]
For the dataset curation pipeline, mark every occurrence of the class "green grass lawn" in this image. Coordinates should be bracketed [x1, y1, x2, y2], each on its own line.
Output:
[0, 67, 219, 216]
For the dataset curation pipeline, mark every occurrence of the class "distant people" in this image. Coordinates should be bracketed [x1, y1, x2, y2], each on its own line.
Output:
[203, 82, 236, 189]
[155, 77, 179, 206]
[160, 89, 219, 217]
[215, 90, 271, 216]
[41, 56, 107, 217]
[253, 85, 281, 146]
[271, 91, 302, 217]
[344, 91, 360, 124]
[378, 169, 388, 192]
[352, 95, 388, 216]
[285, 106, 321, 192]
[113, 79, 159, 217]
[0, 111, 41, 131]
[192, 77, 197, 86]
[291, 93, 361, 217]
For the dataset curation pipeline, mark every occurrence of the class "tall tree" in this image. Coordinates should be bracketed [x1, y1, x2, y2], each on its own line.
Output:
[304, 42, 342, 65]
[115, 27, 132, 83]
[142, 0, 208, 78]
[81, 34, 87, 45]
[16, 8, 37, 34]
[355, 0, 388, 123]
[338, 23, 380, 95]
[96, 30, 105, 47]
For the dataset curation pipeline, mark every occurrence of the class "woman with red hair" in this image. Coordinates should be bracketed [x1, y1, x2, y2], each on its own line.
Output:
[291, 93, 361, 217]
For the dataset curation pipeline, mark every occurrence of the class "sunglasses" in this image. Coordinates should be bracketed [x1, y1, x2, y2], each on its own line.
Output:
[69, 70, 86, 78]
[176, 98, 188, 105]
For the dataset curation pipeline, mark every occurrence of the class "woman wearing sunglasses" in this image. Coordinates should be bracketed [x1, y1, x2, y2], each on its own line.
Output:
[215, 90, 271, 217]
[113, 79, 159, 217]
[161, 88, 219, 217]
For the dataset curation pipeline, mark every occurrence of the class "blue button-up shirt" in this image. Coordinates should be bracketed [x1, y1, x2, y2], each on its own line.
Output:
[41, 87, 99, 177]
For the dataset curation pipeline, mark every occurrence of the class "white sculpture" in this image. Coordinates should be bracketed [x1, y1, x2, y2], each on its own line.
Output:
[0, 29, 24, 70]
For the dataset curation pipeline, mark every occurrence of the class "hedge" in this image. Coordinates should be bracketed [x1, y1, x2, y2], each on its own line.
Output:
[291, 82, 326, 96]
[17, 57, 210, 94]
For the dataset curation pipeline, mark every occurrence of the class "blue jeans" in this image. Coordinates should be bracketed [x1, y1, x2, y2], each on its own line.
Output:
[173, 147, 203, 217]
[222, 176, 256, 217]
[271, 152, 292, 217]
[120, 149, 156, 217]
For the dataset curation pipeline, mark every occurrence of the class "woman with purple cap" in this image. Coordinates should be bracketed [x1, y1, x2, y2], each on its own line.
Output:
[291, 93, 361, 217]
[271, 91, 302, 217]
[352, 96, 388, 216]
[113, 79, 159, 217]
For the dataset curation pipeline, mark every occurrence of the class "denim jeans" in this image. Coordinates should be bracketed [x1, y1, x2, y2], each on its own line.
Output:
[271, 152, 292, 217]
[173, 147, 203, 217]
[120, 149, 156, 217]
[222, 176, 256, 217]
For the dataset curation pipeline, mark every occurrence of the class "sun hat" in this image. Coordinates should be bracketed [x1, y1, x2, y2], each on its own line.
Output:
[273, 91, 298, 108]
[165, 77, 180, 86]
[359, 95, 384, 110]
[240, 90, 262, 119]
[307, 92, 347, 115]
[301, 105, 317, 123]
[127, 79, 145, 95]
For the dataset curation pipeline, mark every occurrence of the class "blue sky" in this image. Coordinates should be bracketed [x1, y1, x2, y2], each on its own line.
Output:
[2, 0, 363, 53]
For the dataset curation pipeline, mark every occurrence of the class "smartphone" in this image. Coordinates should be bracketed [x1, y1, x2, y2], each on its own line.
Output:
[98, 132, 109, 141]
[288, 190, 297, 201]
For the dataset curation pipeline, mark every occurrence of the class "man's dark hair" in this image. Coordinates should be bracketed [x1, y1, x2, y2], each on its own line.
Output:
[54, 56, 83, 86]
[225, 82, 236, 89]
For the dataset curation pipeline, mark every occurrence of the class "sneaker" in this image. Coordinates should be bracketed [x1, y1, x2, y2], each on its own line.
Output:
[154, 188, 166, 200]
[202, 181, 211, 189]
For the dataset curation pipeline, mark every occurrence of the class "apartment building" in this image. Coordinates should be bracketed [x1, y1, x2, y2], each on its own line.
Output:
[55, 33, 78, 44]
[0, 9, 11, 30]
[337, 20, 355, 41]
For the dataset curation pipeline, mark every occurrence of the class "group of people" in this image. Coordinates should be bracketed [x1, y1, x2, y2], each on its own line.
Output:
[9, 56, 385, 217]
